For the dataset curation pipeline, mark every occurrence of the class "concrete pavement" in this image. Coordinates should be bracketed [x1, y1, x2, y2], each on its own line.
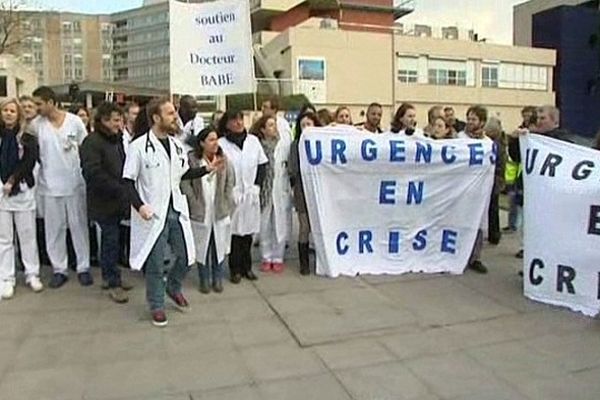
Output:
[1, 218, 599, 400]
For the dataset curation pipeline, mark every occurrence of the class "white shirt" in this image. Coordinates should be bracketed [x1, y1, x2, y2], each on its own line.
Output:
[277, 115, 293, 142]
[183, 113, 205, 138]
[36, 112, 87, 197]
[122, 127, 133, 155]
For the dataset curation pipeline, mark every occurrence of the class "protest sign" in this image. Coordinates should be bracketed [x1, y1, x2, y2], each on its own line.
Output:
[300, 126, 496, 278]
[169, 0, 254, 96]
[521, 134, 600, 316]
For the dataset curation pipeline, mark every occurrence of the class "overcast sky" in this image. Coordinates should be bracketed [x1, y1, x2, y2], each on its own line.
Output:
[24, 0, 527, 44]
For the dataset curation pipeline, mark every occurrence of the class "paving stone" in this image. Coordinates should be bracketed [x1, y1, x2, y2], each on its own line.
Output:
[258, 374, 352, 400]
[241, 342, 325, 382]
[0, 365, 87, 400]
[191, 384, 261, 400]
[314, 338, 396, 370]
[334, 361, 436, 400]
[405, 351, 518, 399]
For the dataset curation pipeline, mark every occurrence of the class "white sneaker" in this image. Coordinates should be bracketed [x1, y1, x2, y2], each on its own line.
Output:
[27, 276, 44, 293]
[1, 282, 15, 300]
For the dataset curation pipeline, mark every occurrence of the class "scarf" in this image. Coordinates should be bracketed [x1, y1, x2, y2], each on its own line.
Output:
[225, 130, 247, 150]
[0, 126, 20, 184]
[260, 135, 279, 210]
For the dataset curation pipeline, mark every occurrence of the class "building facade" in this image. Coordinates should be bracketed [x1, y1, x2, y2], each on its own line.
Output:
[256, 16, 556, 130]
[16, 11, 113, 86]
[0, 55, 38, 99]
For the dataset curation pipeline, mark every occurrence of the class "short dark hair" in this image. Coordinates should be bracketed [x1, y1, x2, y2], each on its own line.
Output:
[124, 101, 139, 114]
[443, 106, 454, 113]
[367, 102, 382, 112]
[146, 97, 171, 125]
[466, 105, 488, 124]
[94, 102, 122, 125]
[32, 86, 57, 103]
[19, 95, 34, 103]
[521, 106, 537, 115]
[218, 109, 244, 136]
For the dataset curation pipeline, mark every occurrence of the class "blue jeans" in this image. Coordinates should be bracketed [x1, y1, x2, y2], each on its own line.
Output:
[199, 230, 224, 284]
[145, 205, 190, 311]
[96, 217, 122, 288]
[507, 189, 522, 231]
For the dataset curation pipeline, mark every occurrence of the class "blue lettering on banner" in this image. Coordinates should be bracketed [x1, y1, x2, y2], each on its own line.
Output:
[379, 181, 396, 205]
[336, 232, 349, 255]
[361, 139, 377, 161]
[332, 139, 347, 165]
[359, 231, 373, 254]
[489, 142, 498, 165]
[441, 230, 458, 254]
[305, 140, 322, 165]
[468, 143, 484, 166]
[525, 148, 538, 174]
[389, 231, 401, 254]
[441, 145, 457, 164]
[389, 140, 406, 162]
[412, 230, 427, 250]
[406, 181, 424, 205]
[415, 142, 433, 164]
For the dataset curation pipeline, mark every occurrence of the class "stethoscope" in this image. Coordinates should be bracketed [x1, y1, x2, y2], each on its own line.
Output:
[144, 131, 185, 168]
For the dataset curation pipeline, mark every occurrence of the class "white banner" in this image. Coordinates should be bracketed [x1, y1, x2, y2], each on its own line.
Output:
[521, 134, 600, 316]
[169, 0, 254, 96]
[300, 126, 496, 278]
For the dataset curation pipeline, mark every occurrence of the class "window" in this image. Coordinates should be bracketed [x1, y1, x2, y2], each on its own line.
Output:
[482, 65, 498, 88]
[63, 54, 72, 64]
[34, 51, 42, 62]
[397, 56, 418, 83]
[74, 68, 83, 80]
[73, 21, 81, 33]
[499, 63, 547, 91]
[62, 21, 72, 33]
[427, 59, 467, 86]
[64, 69, 73, 80]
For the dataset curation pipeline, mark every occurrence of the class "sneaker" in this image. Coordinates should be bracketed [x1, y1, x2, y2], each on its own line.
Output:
[468, 261, 488, 274]
[108, 287, 129, 304]
[260, 262, 272, 272]
[272, 263, 285, 273]
[167, 291, 190, 312]
[27, 276, 44, 293]
[151, 310, 168, 327]
[49, 273, 69, 289]
[1, 282, 15, 299]
[78, 272, 94, 286]
[502, 226, 516, 233]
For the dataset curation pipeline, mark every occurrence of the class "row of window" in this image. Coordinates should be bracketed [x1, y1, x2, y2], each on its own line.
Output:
[125, 63, 169, 79]
[396, 56, 549, 91]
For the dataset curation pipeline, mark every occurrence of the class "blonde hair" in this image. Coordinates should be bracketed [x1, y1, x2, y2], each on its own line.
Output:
[0, 97, 25, 135]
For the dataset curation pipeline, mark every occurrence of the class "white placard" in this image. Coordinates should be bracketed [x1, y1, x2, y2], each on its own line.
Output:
[169, 0, 254, 96]
[521, 134, 600, 317]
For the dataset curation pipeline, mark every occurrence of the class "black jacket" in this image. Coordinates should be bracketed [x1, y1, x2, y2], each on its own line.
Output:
[0, 130, 38, 196]
[80, 125, 129, 220]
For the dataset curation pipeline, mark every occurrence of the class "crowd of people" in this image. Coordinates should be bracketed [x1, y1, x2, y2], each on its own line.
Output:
[0, 87, 584, 326]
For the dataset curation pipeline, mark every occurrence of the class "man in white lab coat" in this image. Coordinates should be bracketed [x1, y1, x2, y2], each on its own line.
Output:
[32, 86, 92, 289]
[123, 98, 219, 327]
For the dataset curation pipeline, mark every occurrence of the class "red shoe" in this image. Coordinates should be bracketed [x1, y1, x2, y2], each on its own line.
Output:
[167, 291, 190, 313]
[272, 263, 285, 273]
[151, 310, 168, 327]
[260, 262, 272, 272]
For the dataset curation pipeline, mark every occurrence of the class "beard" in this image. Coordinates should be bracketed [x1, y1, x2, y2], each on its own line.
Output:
[161, 119, 181, 136]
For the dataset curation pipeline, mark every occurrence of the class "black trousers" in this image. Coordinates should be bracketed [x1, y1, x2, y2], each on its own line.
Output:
[488, 193, 501, 244]
[229, 235, 253, 276]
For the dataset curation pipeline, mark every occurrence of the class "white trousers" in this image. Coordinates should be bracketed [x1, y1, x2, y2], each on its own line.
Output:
[42, 193, 90, 274]
[0, 210, 40, 283]
[260, 204, 286, 263]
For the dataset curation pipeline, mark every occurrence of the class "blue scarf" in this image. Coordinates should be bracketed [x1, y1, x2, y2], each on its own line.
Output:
[0, 126, 20, 184]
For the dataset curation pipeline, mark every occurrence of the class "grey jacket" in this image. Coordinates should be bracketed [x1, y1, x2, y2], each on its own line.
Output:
[181, 152, 235, 223]
[288, 139, 307, 214]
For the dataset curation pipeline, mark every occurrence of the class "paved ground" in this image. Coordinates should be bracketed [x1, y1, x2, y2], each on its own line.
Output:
[1, 213, 599, 400]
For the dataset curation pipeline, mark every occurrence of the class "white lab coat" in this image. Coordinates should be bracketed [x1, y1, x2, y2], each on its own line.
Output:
[268, 136, 292, 243]
[277, 115, 292, 142]
[219, 134, 267, 236]
[190, 159, 231, 265]
[122, 130, 195, 271]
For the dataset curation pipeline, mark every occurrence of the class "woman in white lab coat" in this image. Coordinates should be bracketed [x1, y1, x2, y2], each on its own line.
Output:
[0, 98, 44, 299]
[181, 127, 234, 294]
[250, 115, 291, 273]
[218, 110, 268, 284]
